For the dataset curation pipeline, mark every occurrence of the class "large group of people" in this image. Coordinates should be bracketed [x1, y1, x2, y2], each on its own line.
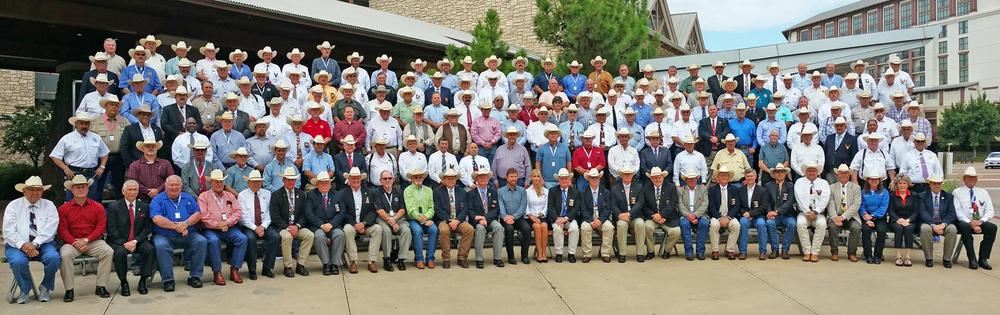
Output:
[4, 35, 996, 305]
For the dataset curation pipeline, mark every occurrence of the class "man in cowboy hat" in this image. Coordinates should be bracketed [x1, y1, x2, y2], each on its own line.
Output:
[840, 73, 863, 109]
[706, 166, 742, 260]
[765, 165, 798, 259]
[82, 51, 122, 99]
[366, 101, 402, 153]
[150, 175, 209, 291]
[57, 175, 114, 302]
[673, 135, 708, 186]
[677, 170, 709, 260]
[171, 117, 214, 169]
[846, 60, 876, 93]
[216, 91, 253, 138]
[237, 170, 280, 279]
[638, 130, 671, 184]
[435, 108, 472, 157]
[253, 46, 282, 84]
[587, 56, 613, 94]
[901, 133, 940, 193]
[401, 168, 434, 269]
[371, 169, 412, 271]
[536, 125, 572, 188]
[212, 61, 238, 99]
[561, 61, 587, 102]
[303, 135, 335, 189]
[127, 137, 174, 203]
[790, 124, 824, 178]
[849, 132, 896, 184]
[4, 176, 61, 303]
[366, 137, 399, 187]
[918, 175, 958, 268]
[161, 86, 204, 150]
[281, 48, 311, 87]
[398, 72, 424, 105]
[794, 161, 831, 262]
[106, 180, 155, 296]
[340, 52, 368, 91]
[393, 86, 422, 127]
[370, 54, 398, 89]
[131, 35, 166, 78]
[826, 164, 862, 262]
[121, 45, 163, 95]
[262, 140, 299, 191]
[311, 41, 342, 87]
[89, 95, 129, 198]
[313, 71, 342, 106]
[403, 107, 435, 153]
[507, 56, 534, 89]
[435, 58, 458, 94]
[165, 41, 190, 78]
[639, 167, 682, 260]
[178, 138, 220, 197]
[333, 135, 367, 189]
[251, 67, 280, 107]
[823, 117, 858, 181]
[269, 167, 314, 278]
[120, 102, 165, 163]
[225, 147, 255, 193]
[710, 133, 752, 186]
[608, 128, 640, 183]
[198, 169, 248, 285]
[803, 71, 829, 110]
[607, 167, 643, 263]
[731, 60, 756, 97]
[192, 81, 221, 133]
[120, 73, 163, 125]
[398, 135, 428, 186]
[433, 168, 475, 268]
[228, 49, 252, 81]
[408, 59, 432, 91]
[78, 73, 116, 116]
[547, 168, 581, 263]
[425, 71, 453, 108]
[953, 167, 997, 269]
[464, 169, 504, 268]
[901, 101, 933, 144]
[51, 112, 110, 201]
[246, 118, 275, 172]
[337, 166, 382, 274]
[304, 171, 346, 275]
[529, 57, 558, 94]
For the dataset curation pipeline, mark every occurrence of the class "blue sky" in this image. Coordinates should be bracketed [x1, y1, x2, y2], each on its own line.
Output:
[670, 0, 858, 51]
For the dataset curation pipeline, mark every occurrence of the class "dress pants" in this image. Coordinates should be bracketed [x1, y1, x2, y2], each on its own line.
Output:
[410, 220, 439, 263]
[680, 217, 709, 256]
[103, 153, 125, 199]
[5, 242, 60, 293]
[502, 218, 532, 260]
[919, 223, 957, 261]
[153, 232, 207, 282]
[438, 221, 475, 261]
[242, 227, 279, 272]
[827, 218, 861, 256]
[278, 228, 314, 268]
[312, 228, 346, 266]
[618, 219, 645, 256]
[552, 221, 580, 255]
[473, 220, 504, 262]
[643, 219, 680, 255]
[956, 221, 997, 262]
[890, 221, 918, 249]
[344, 224, 382, 262]
[709, 217, 741, 253]
[580, 220, 614, 258]
[796, 213, 827, 255]
[778, 216, 798, 253]
[376, 217, 412, 261]
[60, 240, 114, 291]
[862, 220, 888, 259]
[111, 241, 154, 283]
[204, 228, 248, 271]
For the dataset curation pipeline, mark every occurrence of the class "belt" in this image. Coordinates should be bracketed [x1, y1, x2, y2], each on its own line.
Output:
[68, 166, 97, 173]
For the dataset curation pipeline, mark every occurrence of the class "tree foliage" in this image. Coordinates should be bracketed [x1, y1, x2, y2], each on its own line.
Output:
[533, 0, 657, 73]
[938, 94, 1000, 153]
[0, 102, 52, 168]
[443, 9, 537, 74]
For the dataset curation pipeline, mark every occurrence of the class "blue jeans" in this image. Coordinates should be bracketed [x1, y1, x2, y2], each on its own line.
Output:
[680, 216, 710, 256]
[764, 218, 779, 254]
[204, 228, 248, 271]
[5, 242, 60, 292]
[738, 217, 773, 254]
[153, 231, 207, 282]
[779, 216, 798, 252]
[410, 220, 438, 263]
[738, 217, 751, 254]
[64, 167, 102, 202]
[479, 146, 497, 164]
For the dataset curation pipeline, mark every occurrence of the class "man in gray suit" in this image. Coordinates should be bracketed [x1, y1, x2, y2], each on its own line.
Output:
[215, 92, 253, 138]
[677, 170, 710, 260]
[827, 164, 862, 262]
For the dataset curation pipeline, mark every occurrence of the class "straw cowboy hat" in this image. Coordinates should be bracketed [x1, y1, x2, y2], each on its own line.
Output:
[245, 169, 263, 182]
[410, 59, 427, 69]
[341, 135, 358, 145]
[171, 41, 190, 52]
[740, 59, 754, 69]
[99, 95, 121, 108]
[316, 41, 335, 51]
[590, 56, 607, 66]
[68, 112, 94, 125]
[567, 60, 583, 68]
[646, 167, 667, 178]
[441, 168, 459, 178]
[311, 134, 329, 144]
[16, 176, 51, 192]
[286, 48, 305, 59]
[228, 49, 248, 63]
[229, 147, 250, 159]
[556, 168, 573, 178]
[89, 73, 114, 86]
[460, 56, 475, 65]
[437, 58, 453, 68]
[208, 169, 227, 182]
[189, 139, 210, 150]
[511, 56, 527, 67]
[63, 175, 94, 190]
[313, 70, 332, 82]
[127, 45, 148, 59]
[407, 167, 428, 177]
[376, 54, 393, 64]
[89, 52, 110, 64]
[282, 167, 300, 179]
[346, 52, 363, 62]
[134, 137, 163, 150]
[310, 171, 333, 186]
[585, 168, 603, 178]
[484, 55, 501, 64]
[138, 35, 162, 47]
[199, 43, 220, 55]
[964, 166, 978, 177]
[257, 46, 278, 59]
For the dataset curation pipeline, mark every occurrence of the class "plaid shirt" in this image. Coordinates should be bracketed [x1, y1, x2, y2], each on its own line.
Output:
[903, 116, 933, 141]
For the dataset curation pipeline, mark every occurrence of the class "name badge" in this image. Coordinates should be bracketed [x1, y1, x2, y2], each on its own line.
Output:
[587, 162, 592, 168]
[174, 212, 181, 219]
[108, 135, 115, 142]
[206, 114, 212, 120]
[551, 161, 556, 167]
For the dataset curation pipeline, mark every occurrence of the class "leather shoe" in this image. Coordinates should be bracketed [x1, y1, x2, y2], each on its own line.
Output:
[758, 254, 767, 260]
[187, 277, 203, 288]
[283, 267, 296, 278]
[969, 260, 979, 269]
[383, 259, 394, 272]
[442, 261, 451, 269]
[397, 260, 407, 271]
[738, 253, 747, 260]
[213, 272, 227, 286]
[521, 257, 530, 265]
[416, 261, 425, 269]
[475, 261, 484, 269]
[711, 251, 720, 260]
[458, 260, 470, 268]
[508, 258, 517, 265]
[331, 265, 340, 275]
[781, 251, 790, 260]
[848, 255, 858, 262]
[727, 252, 736, 260]
[645, 252, 655, 260]
[582, 256, 591, 263]
[248, 270, 258, 280]
[602, 257, 611, 263]
[686, 255, 694, 261]
[661, 252, 671, 259]
[769, 251, 778, 259]
[322, 264, 333, 276]
[494, 259, 505, 267]
[63, 289, 75, 303]
[96, 286, 110, 298]
[120, 283, 131, 297]
[349, 262, 359, 274]
[925, 260, 934, 267]
[163, 281, 175, 292]
[697, 254, 706, 260]
[943, 260, 953, 268]
[230, 267, 243, 283]
[810, 255, 820, 262]
[137, 277, 148, 295]
[568, 254, 577, 263]
[802, 254, 812, 262]
[368, 262, 378, 273]
[427, 261, 435, 269]
[979, 259, 992, 270]
[555, 255, 563, 263]
[261, 268, 275, 278]
[636, 255, 645, 263]
[830, 255, 839, 262]
[295, 264, 309, 276]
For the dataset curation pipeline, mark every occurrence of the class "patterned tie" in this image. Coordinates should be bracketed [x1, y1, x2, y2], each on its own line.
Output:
[253, 191, 262, 226]
[347, 154, 353, 168]
[128, 202, 135, 241]
[720, 186, 728, 215]
[858, 76, 865, 90]
[933, 193, 941, 223]
[449, 189, 456, 220]
[920, 154, 928, 179]
[600, 124, 606, 147]
[772, 78, 777, 91]
[561, 189, 568, 217]
[29, 205, 37, 242]
[466, 105, 473, 127]
[655, 187, 661, 208]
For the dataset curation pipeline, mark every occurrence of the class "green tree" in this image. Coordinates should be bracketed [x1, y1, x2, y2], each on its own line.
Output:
[444, 9, 520, 73]
[533, 0, 657, 73]
[938, 94, 1000, 156]
[0, 102, 53, 168]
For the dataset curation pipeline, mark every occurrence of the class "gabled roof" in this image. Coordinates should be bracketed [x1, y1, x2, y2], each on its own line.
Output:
[670, 12, 706, 53]
[782, 0, 890, 37]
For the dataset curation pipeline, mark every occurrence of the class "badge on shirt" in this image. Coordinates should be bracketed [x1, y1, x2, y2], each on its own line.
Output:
[782, 193, 788, 201]
[174, 212, 181, 219]
[630, 197, 636, 205]
[568, 199, 575, 207]
[206, 114, 212, 120]
[753, 200, 759, 208]
[551, 161, 556, 167]
[587, 162, 592, 168]
[108, 135, 115, 142]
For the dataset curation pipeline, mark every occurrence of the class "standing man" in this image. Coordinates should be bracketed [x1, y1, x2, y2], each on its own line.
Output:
[706, 61, 728, 101]
[953, 167, 997, 270]
[51, 112, 110, 201]
[57, 175, 114, 302]
[311, 41, 341, 87]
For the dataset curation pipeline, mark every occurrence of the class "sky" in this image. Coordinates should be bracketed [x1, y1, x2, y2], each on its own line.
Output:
[669, 0, 858, 51]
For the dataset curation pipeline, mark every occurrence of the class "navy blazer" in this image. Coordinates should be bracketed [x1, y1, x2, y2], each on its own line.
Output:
[160, 104, 204, 142]
[333, 151, 368, 187]
[638, 146, 672, 182]
[706, 75, 728, 101]
[609, 182, 643, 217]
[80, 70, 121, 100]
[640, 184, 680, 226]
[433, 186, 468, 223]
[120, 122, 166, 166]
[823, 133, 858, 175]
[465, 186, 500, 223]
[918, 190, 958, 225]
[732, 73, 756, 97]
[889, 193, 923, 222]
[578, 186, 612, 223]
[707, 184, 741, 218]
[696, 117, 731, 156]
[269, 187, 308, 229]
[766, 180, 797, 217]
[424, 85, 453, 108]
[738, 184, 772, 218]
[304, 189, 343, 231]
[105, 199, 151, 246]
[338, 187, 377, 227]
[546, 185, 580, 224]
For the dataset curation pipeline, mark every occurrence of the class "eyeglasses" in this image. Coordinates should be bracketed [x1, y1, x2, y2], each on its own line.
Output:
[381, 177, 393, 180]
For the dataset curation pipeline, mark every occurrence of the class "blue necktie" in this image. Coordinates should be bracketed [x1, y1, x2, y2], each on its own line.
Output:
[561, 189, 568, 217]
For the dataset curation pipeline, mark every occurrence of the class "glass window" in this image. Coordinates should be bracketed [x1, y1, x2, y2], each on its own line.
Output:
[959, 37, 968, 50]
[938, 56, 948, 85]
[918, 0, 931, 24]
[853, 14, 864, 34]
[940, 25, 947, 37]
[826, 22, 834, 38]
[957, 0, 971, 15]
[839, 18, 848, 36]
[937, 0, 951, 20]
[868, 10, 879, 33]
[884, 5, 896, 31]
[959, 53, 968, 83]
[939, 41, 948, 54]
[959, 21, 968, 34]
[801, 29, 810, 41]
[813, 26, 822, 39]
[901, 1, 913, 28]
[914, 59, 926, 72]
[912, 47, 925, 57]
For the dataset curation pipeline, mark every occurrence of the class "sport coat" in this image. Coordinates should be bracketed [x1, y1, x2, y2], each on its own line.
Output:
[677, 184, 708, 218]
[732, 73, 756, 97]
[338, 187, 377, 227]
[546, 185, 580, 224]
[707, 184, 740, 218]
[697, 116, 731, 156]
[823, 133, 858, 175]
[120, 122, 166, 165]
[766, 180, 797, 217]
[578, 186, 613, 223]
[160, 104, 204, 142]
[827, 181, 862, 222]
[269, 187, 308, 229]
[638, 146, 672, 182]
[465, 186, 500, 223]
[433, 186, 468, 223]
[640, 184, 680, 226]
[214, 109, 253, 138]
[105, 199, 151, 246]
[610, 181, 644, 218]
[707, 74, 728, 101]
[918, 190, 958, 225]
[333, 151, 368, 186]
[303, 188, 343, 231]
[424, 85, 453, 108]
[738, 184, 772, 219]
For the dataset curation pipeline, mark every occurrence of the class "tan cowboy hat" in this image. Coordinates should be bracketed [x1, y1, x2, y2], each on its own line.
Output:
[68, 112, 94, 125]
[199, 43, 220, 55]
[590, 56, 607, 66]
[772, 164, 789, 173]
[63, 175, 94, 190]
[401, 71, 416, 81]
[310, 172, 333, 186]
[723, 133, 739, 142]
[803, 160, 822, 171]
[270, 139, 289, 150]
[208, 169, 227, 182]
[170, 41, 190, 52]
[682, 170, 700, 179]
[16, 176, 50, 192]
[556, 168, 572, 178]
[134, 137, 163, 150]
[437, 58, 453, 68]
[716, 165, 733, 176]
[341, 134, 357, 145]
[249, 116, 270, 129]
[316, 41, 335, 51]
[345, 167, 364, 179]
[88, 52, 110, 64]
[245, 169, 264, 182]
[282, 167, 300, 179]
[228, 49, 248, 63]
[99, 95, 121, 108]
[345, 52, 363, 62]
[410, 59, 427, 69]
[127, 45, 148, 59]
[214, 60, 230, 69]
[585, 168, 603, 178]
[835, 164, 851, 173]
[89, 73, 114, 86]
[373, 137, 388, 146]
[740, 59, 754, 69]
[257, 46, 278, 59]
[376, 54, 393, 64]
[286, 114, 305, 124]
[377, 101, 393, 111]
[646, 167, 667, 178]
[130, 104, 154, 117]
[286, 48, 305, 59]
[511, 56, 527, 67]
[927, 175, 944, 183]
[484, 55, 501, 64]
[128, 73, 146, 84]
[339, 83, 355, 92]
[138, 35, 161, 47]
[473, 168, 492, 178]
[544, 125, 561, 136]
[914, 132, 928, 142]
[311, 134, 329, 144]
[567, 60, 583, 68]
[313, 70, 332, 82]
[441, 168, 459, 178]
[189, 139, 210, 150]
[864, 171, 883, 180]
[408, 167, 428, 177]
[229, 147, 250, 159]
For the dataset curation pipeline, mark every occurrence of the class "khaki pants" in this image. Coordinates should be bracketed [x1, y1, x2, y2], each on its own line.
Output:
[580, 220, 614, 258]
[797, 213, 827, 255]
[377, 217, 412, 261]
[552, 221, 580, 255]
[438, 221, 474, 261]
[60, 240, 113, 290]
[644, 220, 681, 255]
[279, 228, 315, 268]
[344, 224, 383, 262]
[709, 218, 741, 253]
[618, 219, 644, 255]
[920, 223, 958, 261]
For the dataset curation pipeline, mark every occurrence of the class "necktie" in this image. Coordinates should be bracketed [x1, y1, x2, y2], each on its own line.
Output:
[466, 105, 473, 127]
[197, 162, 206, 193]
[480, 189, 488, 211]
[441, 154, 447, 171]
[323, 193, 330, 212]
[858, 75, 865, 90]
[28, 205, 36, 242]
[744, 75, 750, 93]
[179, 106, 186, 121]
[624, 186, 630, 202]
[593, 190, 599, 218]
[654, 147, 659, 158]
[932, 194, 941, 223]
[720, 187, 728, 216]
[611, 106, 619, 129]
[658, 123, 663, 138]
[711, 119, 717, 137]
[971, 190, 980, 220]
[347, 154, 353, 168]
[600, 124, 606, 147]
[920, 154, 928, 179]
[809, 182, 815, 210]
[449, 189, 456, 220]
[772, 78, 777, 91]
[701, 106, 707, 118]
[561, 189, 568, 217]
[840, 185, 847, 212]
[569, 123, 575, 147]
[287, 189, 296, 222]
[473, 159, 479, 172]
[188, 133, 195, 162]
[674, 109, 679, 122]
[128, 203, 135, 241]
[655, 187, 661, 207]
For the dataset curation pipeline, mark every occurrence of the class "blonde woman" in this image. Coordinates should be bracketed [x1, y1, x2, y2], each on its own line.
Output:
[889, 174, 920, 267]
[525, 169, 550, 262]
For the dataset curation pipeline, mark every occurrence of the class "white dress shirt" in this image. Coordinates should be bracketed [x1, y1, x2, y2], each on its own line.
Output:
[526, 121, 558, 150]
[427, 151, 458, 184]
[77, 91, 112, 116]
[50, 131, 110, 168]
[790, 143, 825, 177]
[172, 131, 214, 168]
[238, 188, 272, 229]
[849, 147, 896, 179]
[856, 131, 890, 152]
[607, 144, 639, 179]
[900, 148, 942, 184]
[365, 152, 396, 186]
[366, 116, 403, 150]
[282, 63, 312, 87]
[254, 62, 282, 84]
[673, 150, 707, 185]
[239, 93, 266, 119]
[875, 117, 900, 139]
[3, 197, 58, 248]
[794, 177, 830, 213]
[890, 135, 916, 164]
[263, 114, 291, 139]
[644, 121, 675, 148]
[584, 122, 618, 148]
[953, 186, 995, 223]
[458, 155, 491, 187]
[786, 122, 818, 149]
[398, 151, 428, 181]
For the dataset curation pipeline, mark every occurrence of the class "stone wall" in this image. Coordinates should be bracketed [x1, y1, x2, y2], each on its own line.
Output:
[0, 69, 35, 114]
[369, 0, 560, 57]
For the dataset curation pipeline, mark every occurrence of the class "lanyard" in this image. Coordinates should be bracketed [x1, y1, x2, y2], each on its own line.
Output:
[102, 115, 117, 135]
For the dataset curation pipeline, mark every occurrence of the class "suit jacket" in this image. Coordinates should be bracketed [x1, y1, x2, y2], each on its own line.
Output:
[465, 186, 500, 223]
[918, 190, 958, 225]
[105, 199, 151, 247]
[160, 104, 204, 143]
[732, 73, 756, 97]
[214, 109, 253, 138]
[696, 117, 731, 156]
[80, 70, 121, 100]
[338, 187, 377, 227]
[333, 151, 368, 186]
[609, 182, 643, 218]
[676, 184, 708, 218]
[889, 193, 923, 222]
[251, 82, 280, 112]
[304, 189, 343, 231]
[546, 185, 580, 223]
[738, 184, 772, 219]
[424, 85, 453, 108]
[578, 186, 612, 223]
[434, 186, 469, 223]
[707, 184, 740, 218]
[120, 122, 165, 165]
[707, 75, 728, 101]
[370, 187, 405, 217]
[766, 180, 797, 217]
[638, 146, 672, 182]
[827, 181, 862, 222]
[269, 187, 308, 229]
[640, 184, 680, 226]
[823, 133, 858, 175]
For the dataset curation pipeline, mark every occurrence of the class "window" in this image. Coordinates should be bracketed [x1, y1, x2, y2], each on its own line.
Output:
[884, 5, 896, 31]
[939, 41, 948, 54]
[918, 0, 931, 24]
[839, 18, 848, 36]
[959, 37, 968, 50]
[800, 29, 810, 41]
[957, 0, 971, 15]
[826, 22, 835, 38]
[914, 59, 926, 72]
[959, 20, 968, 34]
[914, 74, 925, 87]
[937, 0, 951, 20]
[868, 10, 879, 33]
[853, 14, 864, 34]
[938, 56, 948, 85]
[901, 1, 913, 28]
[940, 25, 947, 37]
[959, 53, 968, 83]
[813, 25, 822, 39]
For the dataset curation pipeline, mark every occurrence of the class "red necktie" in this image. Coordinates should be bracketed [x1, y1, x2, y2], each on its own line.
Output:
[128, 203, 135, 242]
[711, 119, 717, 136]
[253, 191, 262, 226]
[197, 163, 206, 193]
[347, 154, 353, 168]
[466, 105, 473, 127]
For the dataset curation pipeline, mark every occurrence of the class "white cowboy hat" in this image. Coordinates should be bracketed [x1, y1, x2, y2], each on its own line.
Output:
[170, 41, 190, 52]
[585, 168, 603, 178]
[407, 167, 428, 177]
[442, 168, 459, 178]
[89, 73, 114, 86]
[68, 112, 94, 125]
[373, 137, 388, 145]
[342, 134, 357, 145]
[740, 59, 754, 69]
[511, 56, 527, 67]
[245, 169, 264, 182]
[567, 60, 583, 68]
[189, 139, 210, 150]
[713, 60, 725, 68]
[590, 56, 607, 66]
[772, 164, 789, 173]
[199, 43, 220, 55]
[410, 59, 427, 69]
[682, 170, 700, 179]
[723, 133, 738, 142]
[484, 55, 501, 64]
[99, 95, 121, 108]
[282, 167, 300, 179]
[286, 48, 305, 59]
[130, 104, 154, 117]
[16, 176, 50, 192]
[716, 165, 733, 175]
[228, 49, 248, 63]
[643, 64, 655, 72]
[310, 172, 333, 186]
[964, 166, 978, 177]
[556, 168, 573, 178]
[460, 56, 475, 65]
[914, 133, 928, 142]
[256, 46, 278, 59]
[63, 175, 94, 190]
[345, 52, 363, 62]
[134, 137, 163, 150]
[834, 116, 848, 125]
[376, 54, 393, 64]
[311, 134, 329, 144]
[927, 175, 944, 183]
[88, 52, 110, 63]
[229, 147, 250, 159]
[208, 169, 227, 182]
[803, 161, 822, 171]
[316, 41, 335, 50]
[437, 58, 453, 68]
[270, 139, 289, 150]
[138, 35, 162, 47]
[646, 167, 667, 177]
[835, 164, 851, 173]
[127, 45, 148, 59]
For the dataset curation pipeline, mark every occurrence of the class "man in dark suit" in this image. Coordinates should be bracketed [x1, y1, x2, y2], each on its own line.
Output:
[434, 169, 474, 268]
[333, 135, 367, 190]
[732, 61, 756, 97]
[576, 169, 614, 263]
[736, 170, 772, 260]
[424, 72, 453, 108]
[823, 119, 857, 179]
[338, 171, 382, 274]
[81, 53, 121, 99]
[251, 70, 279, 115]
[215, 94, 253, 138]
[635, 167, 680, 260]
[546, 169, 581, 263]
[106, 180, 154, 296]
[160, 87, 203, 153]
[706, 61, 728, 101]
[706, 166, 742, 260]
[696, 104, 731, 161]
[765, 165, 798, 259]
[303, 173, 345, 275]
[465, 170, 504, 268]
[918, 176, 958, 268]
[119, 106, 166, 167]
[638, 131, 672, 184]
[610, 169, 645, 263]
[268, 168, 315, 277]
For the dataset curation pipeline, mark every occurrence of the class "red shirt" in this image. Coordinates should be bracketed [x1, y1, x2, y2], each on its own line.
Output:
[57, 199, 107, 244]
[518, 107, 538, 126]
[334, 119, 367, 145]
[572, 145, 607, 175]
[303, 118, 332, 140]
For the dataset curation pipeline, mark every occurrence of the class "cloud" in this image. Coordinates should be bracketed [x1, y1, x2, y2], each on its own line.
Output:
[669, 0, 857, 32]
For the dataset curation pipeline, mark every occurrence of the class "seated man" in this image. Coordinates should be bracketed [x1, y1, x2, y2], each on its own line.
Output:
[106, 180, 155, 296]
[305, 172, 345, 276]
[639, 167, 681, 260]
[578, 168, 614, 263]
[434, 168, 474, 268]
[269, 167, 314, 277]
[405, 169, 437, 269]
[918, 175, 958, 268]
[198, 170, 248, 285]
[795, 161, 831, 262]
[707, 166, 741, 260]
[827, 164, 862, 262]
[237, 170, 280, 279]
[765, 165, 799, 259]
[372, 170, 412, 271]
[151, 175, 207, 292]
[736, 170, 772, 260]
[546, 168, 581, 263]
[611, 168, 645, 263]
[340, 167, 383, 273]
[4, 176, 61, 304]
[953, 167, 997, 270]
[677, 170, 709, 260]
[466, 169, 505, 268]
[498, 168, 532, 265]
[58, 175, 114, 302]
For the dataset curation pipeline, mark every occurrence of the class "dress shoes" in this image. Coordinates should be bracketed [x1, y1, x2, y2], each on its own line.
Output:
[582, 257, 591, 263]
[248, 270, 258, 280]
[261, 268, 275, 278]
[926, 259, 934, 268]
[475, 261, 484, 269]
[848, 255, 858, 262]
[322, 264, 333, 276]
[768, 251, 778, 259]
[686, 254, 694, 261]
[943, 260, 953, 268]
[802, 254, 812, 262]
[348, 261, 359, 274]
[697, 253, 706, 260]
[416, 261, 426, 269]
[494, 259, 505, 267]
[368, 262, 378, 273]
[187, 277, 203, 288]
[781, 251, 790, 260]
[568, 254, 577, 263]
[283, 267, 296, 277]
[710, 251, 720, 260]
[646, 252, 655, 260]
[231, 267, 243, 283]
[830, 254, 839, 262]
[96, 286, 111, 298]
[555, 255, 563, 263]
[442, 261, 451, 269]
[63, 289, 75, 302]
[458, 260, 470, 268]
[661, 252, 671, 259]
[521, 257, 530, 265]
[508, 258, 517, 265]
[163, 280, 176, 292]
[636, 255, 645, 263]
[397, 260, 407, 271]
[383, 259, 394, 272]
[738, 253, 747, 260]
[727, 252, 736, 260]
[213, 272, 227, 286]
[979, 259, 992, 270]
[602, 257, 611, 263]
[295, 264, 310, 276]
[810, 255, 820, 262]
[331, 265, 340, 275]
[758, 254, 767, 260]
[120, 283, 131, 297]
